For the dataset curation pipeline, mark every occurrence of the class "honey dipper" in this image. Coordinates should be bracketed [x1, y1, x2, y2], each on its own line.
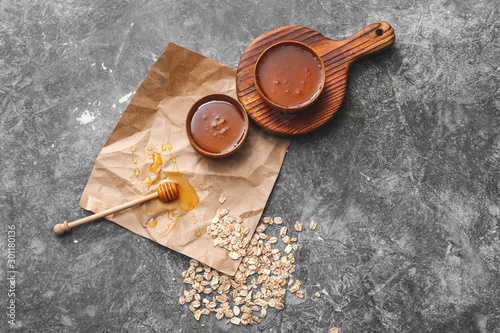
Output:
[54, 182, 179, 235]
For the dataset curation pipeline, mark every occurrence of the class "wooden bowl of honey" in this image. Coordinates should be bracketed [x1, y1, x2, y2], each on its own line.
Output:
[186, 94, 249, 159]
[254, 41, 325, 113]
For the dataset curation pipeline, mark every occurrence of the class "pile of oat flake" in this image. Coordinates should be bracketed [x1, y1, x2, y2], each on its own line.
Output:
[178, 199, 319, 326]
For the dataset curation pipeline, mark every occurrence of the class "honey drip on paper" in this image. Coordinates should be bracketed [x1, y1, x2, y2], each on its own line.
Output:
[166, 142, 179, 171]
[198, 178, 213, 189]
[143, 176, 153, 187]
[149, 152, 162, 174]
[131, 146, 137, 164]
[191, 212, 200, 237]
[145, 218, 157, 228]
[131, 143, 199, 238]
[157, 211, 177, 237]
[142, 170, 199, 238]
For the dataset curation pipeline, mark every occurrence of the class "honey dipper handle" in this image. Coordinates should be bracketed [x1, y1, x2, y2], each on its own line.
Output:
[54, 192, 159, 235]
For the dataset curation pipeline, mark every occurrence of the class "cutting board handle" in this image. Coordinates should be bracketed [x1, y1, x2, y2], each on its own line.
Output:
[324, 21, 395, 65]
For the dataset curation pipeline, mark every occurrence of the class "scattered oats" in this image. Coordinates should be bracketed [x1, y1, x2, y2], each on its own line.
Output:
[194, 309, 202, 320]
[290, 280, 302, 293]
[208, 209, 247, 257]
[292, 243, 298, 252]
[329, 328, 339, 333]
[178, 205, 310, 326]
[315, 291, 321, 298]
[310, 220, 318, 230]
[216, 310, 224, 320]
[229, 251, 240, 260]
[217, 208, 229, 218]
[269, 299, 277, 308]
[219, 193, 227, 204]
[233, 306, 240, 316]
[255, 299, 268, 307]
[282, 235, 290, 244]
[294, 221, 302, 232]
[225, 308, 234, 318]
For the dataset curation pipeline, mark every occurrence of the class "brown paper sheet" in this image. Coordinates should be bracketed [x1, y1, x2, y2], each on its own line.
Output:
[80, 43, 290, 275]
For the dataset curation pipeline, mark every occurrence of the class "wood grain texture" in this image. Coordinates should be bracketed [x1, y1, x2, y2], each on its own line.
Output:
[236, 21, 395, 136]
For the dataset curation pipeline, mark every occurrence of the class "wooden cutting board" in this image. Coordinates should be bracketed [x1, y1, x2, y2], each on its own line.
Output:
[236, 21, 395, 137]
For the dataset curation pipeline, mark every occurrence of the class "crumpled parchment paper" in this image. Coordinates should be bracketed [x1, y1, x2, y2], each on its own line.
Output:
[79, 43, 290, 275]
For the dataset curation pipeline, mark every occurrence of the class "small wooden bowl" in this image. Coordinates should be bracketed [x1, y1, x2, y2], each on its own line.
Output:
[254, 41, 326, 113]
[186, 94, 249, 159]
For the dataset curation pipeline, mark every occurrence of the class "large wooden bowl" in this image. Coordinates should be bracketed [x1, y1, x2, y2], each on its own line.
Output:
[236, 21, 395, 137]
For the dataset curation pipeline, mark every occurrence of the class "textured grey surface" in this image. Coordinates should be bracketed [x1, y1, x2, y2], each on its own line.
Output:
[1, 0, 499, 332]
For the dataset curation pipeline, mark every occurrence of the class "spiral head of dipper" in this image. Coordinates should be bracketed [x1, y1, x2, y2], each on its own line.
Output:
[157, 182, 180, 202]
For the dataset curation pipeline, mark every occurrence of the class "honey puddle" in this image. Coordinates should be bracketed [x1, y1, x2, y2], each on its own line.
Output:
[142, 171, 199, 238]
[132, 143, 200, 238]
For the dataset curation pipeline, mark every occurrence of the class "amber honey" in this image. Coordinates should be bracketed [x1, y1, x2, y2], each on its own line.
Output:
[149, 152, 162, 173]
[189, 98, 246, 154]
[255, 42, 323, 109]
[131, 143, 200, 237]
[141, 171, 199, 237]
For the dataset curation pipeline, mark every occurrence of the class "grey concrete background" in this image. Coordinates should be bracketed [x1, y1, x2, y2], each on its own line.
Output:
[1, 0, 499, 332]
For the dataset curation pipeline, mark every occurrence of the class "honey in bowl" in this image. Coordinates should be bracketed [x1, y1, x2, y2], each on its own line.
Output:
[255, 41, 325, 113]
[187, 94, 249, 158]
